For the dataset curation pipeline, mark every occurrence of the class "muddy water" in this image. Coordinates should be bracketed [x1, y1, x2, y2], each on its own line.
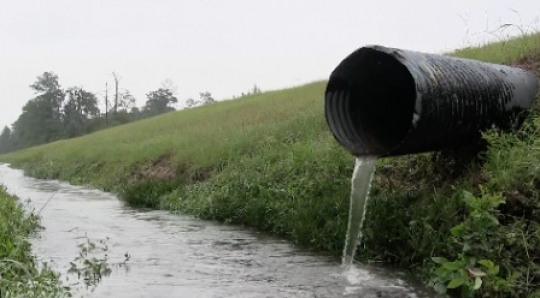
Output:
[0, 164, 441, 298]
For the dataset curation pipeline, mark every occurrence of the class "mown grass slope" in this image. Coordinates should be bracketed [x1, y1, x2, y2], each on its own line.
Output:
[1, 80, 328, 187]
[1, 32, 539, 297]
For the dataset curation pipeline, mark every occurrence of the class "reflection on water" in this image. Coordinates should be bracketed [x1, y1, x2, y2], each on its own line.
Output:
[0, 164, 442, 298]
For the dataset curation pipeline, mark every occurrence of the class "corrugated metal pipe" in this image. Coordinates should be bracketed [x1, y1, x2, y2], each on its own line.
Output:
[325, 45, 540, 157]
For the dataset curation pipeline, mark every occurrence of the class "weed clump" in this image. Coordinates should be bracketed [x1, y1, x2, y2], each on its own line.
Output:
[0, 186, 129, 297]
[0, 186, 69, 297]
[364, 70, 540, 297]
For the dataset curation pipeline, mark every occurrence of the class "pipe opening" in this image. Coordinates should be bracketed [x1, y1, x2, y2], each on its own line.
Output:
[325, 47, 417, 155]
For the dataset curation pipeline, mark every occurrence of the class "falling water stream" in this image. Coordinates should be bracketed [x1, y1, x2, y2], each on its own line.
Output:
[0, 164, 442, 298]
[342, 156, 378, 267]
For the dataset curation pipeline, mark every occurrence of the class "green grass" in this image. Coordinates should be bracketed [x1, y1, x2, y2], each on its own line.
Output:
[0, 186, 68, 297]
[449, 31, 540, 63]
[1, 32, 539, 297]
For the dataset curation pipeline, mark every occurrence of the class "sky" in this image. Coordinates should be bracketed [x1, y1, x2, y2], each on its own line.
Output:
[0, 0, 539, 129]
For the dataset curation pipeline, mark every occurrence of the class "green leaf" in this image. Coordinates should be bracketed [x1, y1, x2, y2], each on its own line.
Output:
[450, 224, 465, 237]
[462, 191, 475, 205]
[473, 277, 483, 290]
[447, 277, 465, 289]
[478, 259, 494, 269]
[488, 265, 500, 275]
[489, 195, 506, 208]
[434, 267, 448, 276]
[431, 257, 449, 264]
[443, 261, 462, 270]
[486, 214, 500, 226]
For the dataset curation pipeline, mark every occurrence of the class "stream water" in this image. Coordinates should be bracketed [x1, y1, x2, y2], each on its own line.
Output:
[0, 164, 442, 298]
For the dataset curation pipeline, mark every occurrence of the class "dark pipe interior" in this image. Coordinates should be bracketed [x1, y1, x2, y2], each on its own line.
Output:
[326, 47, 417, 155]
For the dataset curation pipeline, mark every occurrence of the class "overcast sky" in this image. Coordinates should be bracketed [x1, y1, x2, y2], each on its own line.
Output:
[0, 0, 538, 129]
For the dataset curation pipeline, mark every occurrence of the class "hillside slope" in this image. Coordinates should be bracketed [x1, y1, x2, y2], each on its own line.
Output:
[2, 33, 539, 297]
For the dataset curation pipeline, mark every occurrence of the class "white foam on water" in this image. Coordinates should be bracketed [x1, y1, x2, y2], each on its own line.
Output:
[343, 265, 373, 285]
[340, 265, 418, 297]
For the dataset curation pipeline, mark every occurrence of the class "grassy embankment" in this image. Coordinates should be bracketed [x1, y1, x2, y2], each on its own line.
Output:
[0, 186, 68, 297]
[1, 33, 539, 297]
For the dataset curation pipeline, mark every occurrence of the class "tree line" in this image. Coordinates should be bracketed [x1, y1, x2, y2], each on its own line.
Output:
[0, 71, 223, 154]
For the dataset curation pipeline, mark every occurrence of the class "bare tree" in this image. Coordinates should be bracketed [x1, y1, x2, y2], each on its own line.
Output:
[112, 72, 121, 114]
[105, 82, 109, 125]
[161, 78, 178, 95]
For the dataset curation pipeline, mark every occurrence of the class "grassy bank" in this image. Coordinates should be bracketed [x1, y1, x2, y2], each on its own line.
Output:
[0, 186, 68, 297]
[1, 33, 539, 297]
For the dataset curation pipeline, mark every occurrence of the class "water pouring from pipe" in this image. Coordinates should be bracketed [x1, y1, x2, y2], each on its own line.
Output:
[342, 156, 377, 268]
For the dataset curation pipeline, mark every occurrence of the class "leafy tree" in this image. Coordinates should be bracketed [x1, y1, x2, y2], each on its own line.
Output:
[185, 98, 196, 108]
[130, 107, 141, 115]
[199, 91, 215, 105]
[63, 87, 100, 137]
[233, 84, 262, 99]
[109, 110, 135, 125]
[143, 88, 178, 116]
[184, 92, 215, 109]
[30, 71, 65, 119]
[6, 72, 188, 151]
[0, 126, 12, 154]
[252, 84, 261, 94]
[10, 72, 65, 149]
[12, 98, 62, 149]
